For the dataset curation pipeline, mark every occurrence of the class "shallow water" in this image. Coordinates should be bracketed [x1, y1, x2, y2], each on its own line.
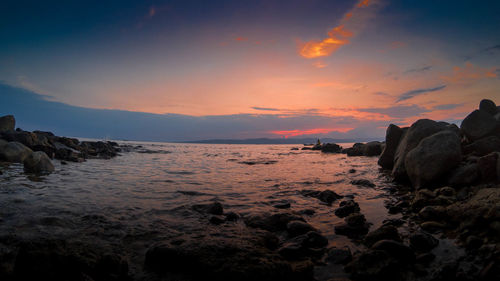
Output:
[0, 142, 401, 278]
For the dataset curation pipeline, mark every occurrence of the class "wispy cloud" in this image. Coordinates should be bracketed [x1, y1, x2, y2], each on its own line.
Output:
[396, 85, 447, 103]
[270, 127, 354, 138]
[252, 106, 280, 111]
[357, 105, 430, 118]
[441, 62, 497, 85]
[404, 65, 432, 74]
[432, 103, 464, 110]
[298, 0, 379, 58]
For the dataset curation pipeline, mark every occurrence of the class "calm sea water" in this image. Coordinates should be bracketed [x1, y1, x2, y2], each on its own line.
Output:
[0, 142, 401, 278]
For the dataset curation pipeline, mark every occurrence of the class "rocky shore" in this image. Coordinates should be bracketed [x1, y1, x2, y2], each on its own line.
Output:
[0, 99, 499, 281]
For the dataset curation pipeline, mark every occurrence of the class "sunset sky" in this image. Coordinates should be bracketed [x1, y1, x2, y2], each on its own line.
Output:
[1, 0, 500, 140]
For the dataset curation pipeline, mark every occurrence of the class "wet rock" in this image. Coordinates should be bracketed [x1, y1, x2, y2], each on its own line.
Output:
[145, 238, 307, 281]
[370, 240, 415, 263]
[348, 168, 356, 173]
[410, 189, 437, 211]
[378, 124, 405, 169]
[23, 151, 55, 174]
[448, 163, 480, 187]
[278, 231, 327, 260]
[335, 213, 370, 237]
[244, 212, 305, 232]
[209, 215, 225, 225]
[0, 141, 33, 163]
[261, 232, 280, 250]
[409, 232, 439, 252]
[392, 119, 450, 182]
[300, 209, 315, 216]
[300, 189, 342, 205]
[192, 202, 224, 215]
[364, 225, 401, 247]
[273, 201, 291, 209]
[420, 221, 446, 233]
[479, 99, 498, 115]
[477, 152, 499, 182]
[320, 143, 342, 153]
[334, 200, 360, 218]
[287, 220, 316, 237]
[326, 246, 352, 264]
[0, 115, 15, 132]
[302, 231, 329, 248]
[463, 136, 500, 157]
[350, 179, 375, 188]
[345, 250, 400, 281]
[363, 141, 383, 156]
[225, 212, 239, 221]
[382, 218, 405, 227]
[461, 109, 498, 141]
[418, 206, 447, 221]
[435, 186, 455, 197]
[405, 130, 462, 189]
[343, 143, 364, 156]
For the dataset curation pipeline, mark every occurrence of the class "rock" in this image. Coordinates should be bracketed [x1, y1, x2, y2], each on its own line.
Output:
[343, 143, 365, 156]
[463, 136, 500, 157]
[370, 240, 415, 263]
[448, 163, 479, 187]
[418, 206, 447, 221]
[278, 231, 328, 260]
[209, 216, 225, 225]
[244, 212, 305, 232]
[300, 189, 342, 205]
[465, 235, 483, 250]
[409, 232, 439, 252]
[378, 124, 404, 169]
[350, 179, 375, 188]
[415, 252, 436, 264]
[364, 225, 401, 247]
[334, 200, 360, 218]
[0, 141, 33, 163]
[23, 151, 54, 174]
[345, 250, 400, 281]
[405, 130, 462, 189]
[461, 110, 498, 141]
[320, 143, 342, 153]
[302, 231, 328, 248]
[363, 141, 382, 156]
[273, 201, 291, 209]
[479, 99, 497, 115]
[287, 220, 316, 237]
[0, 115, 15, 132]
[435, 186, 455, 197]
[335, 213, 370, 237]
[410, 189, 436, 211]
[192, 202, 224, 215]
[477, 152, 499, 182]
[420, 221, 446, 233]
[326, 246, 352, 264]
[145, 238, 306, 281]
[348, 168, 356, 173]
[225, 212, 239, 221]
[392, 119, 451, 182]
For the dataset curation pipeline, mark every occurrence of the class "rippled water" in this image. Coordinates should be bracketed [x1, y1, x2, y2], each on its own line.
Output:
[0, 142, 400, 278]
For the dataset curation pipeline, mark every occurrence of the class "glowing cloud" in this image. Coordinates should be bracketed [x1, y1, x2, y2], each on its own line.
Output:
[271, 128, 354, 138]
[441, 62, 498, 85]
[299, 0, 377, 58]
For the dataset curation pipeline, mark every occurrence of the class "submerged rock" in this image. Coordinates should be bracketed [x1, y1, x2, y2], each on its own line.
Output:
[192, 202, 224, 215]
[334, 200, 360, 218]
[0, 141, 33, 163]
[23, 151, 55, 174]
[404, 130, 462, 189]
[335, 213, 370, 237]
[363, 225, 401, 247]
[350, 179, 375, 188]
[244, 212, 305, 232]
[287, 220, 316, 237]
[300, 189, 342, 205]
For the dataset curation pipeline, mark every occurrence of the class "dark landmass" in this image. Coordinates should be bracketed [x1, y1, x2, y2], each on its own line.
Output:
[182, 137, 382, 144]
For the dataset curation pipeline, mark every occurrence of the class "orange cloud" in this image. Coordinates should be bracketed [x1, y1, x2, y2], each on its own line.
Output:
[441, 62, 497, 85]
[299, 0, 376, 59]
[271, 128, 354, 138]
[235, 37, 248, 41]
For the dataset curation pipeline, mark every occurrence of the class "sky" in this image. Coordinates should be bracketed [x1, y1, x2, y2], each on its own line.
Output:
[1, 0, 500, 140]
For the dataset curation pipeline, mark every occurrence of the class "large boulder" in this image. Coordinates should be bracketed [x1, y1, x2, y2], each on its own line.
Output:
[320, 143, 342, 153]
[392, 119, 450, 182]
[405, 130, 462, 189]
[0, 115, 15, 132]
[362, 141, 382, 156]
[378, 124, 404, 169]
[461, 110, 498, 141]
[479, 99, 498, 115]
[447, 163, 479, 187]
[463, 136, 500, 156]
[23, 151, 55, 174]
[0, 141, 33, 163]
[477, 152, 499, 182]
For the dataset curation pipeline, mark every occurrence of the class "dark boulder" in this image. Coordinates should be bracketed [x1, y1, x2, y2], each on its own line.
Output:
[363, 225, 401, 247]
[448, 163, 479, 187]
[23, 151, 55, 174]
[335, 213, 370, 237]
[378, 124, 404, 169]
[0, 141, 33, 163]
[463, 136, 500, 156]
[477, 152, 499, 182]
[461, 110, 498, 141]
[404, 130, 462, 189]
[300, 189, 342, 205]
[334, 200, 360, 218]
[286, 220, 316, 237]
[409, 232, 439, 252]
[362, 141, 382, 156]
[351, 179, 375, 187]
[320, 143, 342, 153]
[479, 99, 498, 115]
[392, 119, 450, 182]
[0, 115, 15, 132]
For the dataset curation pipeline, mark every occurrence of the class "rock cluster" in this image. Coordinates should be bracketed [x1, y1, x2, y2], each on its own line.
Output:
[0, 115, 120, 174]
